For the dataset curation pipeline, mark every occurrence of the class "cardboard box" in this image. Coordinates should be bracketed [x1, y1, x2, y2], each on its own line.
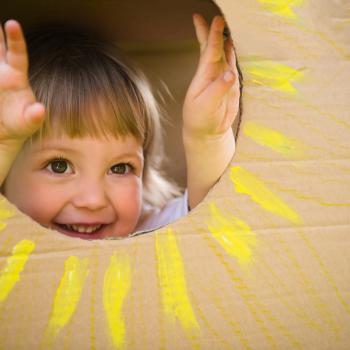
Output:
[0, 0, 349, 348]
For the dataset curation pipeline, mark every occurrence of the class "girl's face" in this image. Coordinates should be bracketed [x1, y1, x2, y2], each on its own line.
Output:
[3, 133, 144, 239]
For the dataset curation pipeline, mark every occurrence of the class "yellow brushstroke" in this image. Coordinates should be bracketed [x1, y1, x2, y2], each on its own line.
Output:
[243, 121, 308, 157]
[187, 269, 252, 350]
[0, 198, 15, 231]
[243, 60, 305, 94]
[291, 21, 350, 60]
[244, 91, 350, 153]
[90, 250, 99, 350]
[0, 240, 35, 303]
[230, 166, 301, 224]
[199, 229, 278, 349]
[156, 229, 200, 338]
[207, 203, 257, 265]
[44, 256, 89, 344]
[298, 229, 350, 318]
[264, 179, 350, 207]
[103, 253, 131, 349]
[257, 0, 303, 19]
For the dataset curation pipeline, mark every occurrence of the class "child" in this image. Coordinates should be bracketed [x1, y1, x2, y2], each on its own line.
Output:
[0, 14, 241, 239]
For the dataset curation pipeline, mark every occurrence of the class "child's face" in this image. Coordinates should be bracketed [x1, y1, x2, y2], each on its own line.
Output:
[3, 133, 144, 239]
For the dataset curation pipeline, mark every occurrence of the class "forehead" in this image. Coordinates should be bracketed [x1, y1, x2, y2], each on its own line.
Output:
[24, 133, 143, 156]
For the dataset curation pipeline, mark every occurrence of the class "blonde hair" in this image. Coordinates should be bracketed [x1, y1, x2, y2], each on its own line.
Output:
[26, 23, 180, 209]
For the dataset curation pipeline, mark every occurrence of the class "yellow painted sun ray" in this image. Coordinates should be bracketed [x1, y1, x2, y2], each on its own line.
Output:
[230, 166, 301, 225]
[243, 121, 308, 157]
[243, 60, 305, 94]
[103, 253, 131, 349]
[156, 228, 200, 342]
[0, 198, 15, 231]
[256, 0, 304, 19]
[43, 256, 89, 345]
[0, 239, 35, 304]
[207, 203, 257, 266]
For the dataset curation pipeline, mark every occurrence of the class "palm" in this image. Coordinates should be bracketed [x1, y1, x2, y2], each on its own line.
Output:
[0, 67, 35, 136]
[183, 15, 240, 138]
[0, 20, 44, 142]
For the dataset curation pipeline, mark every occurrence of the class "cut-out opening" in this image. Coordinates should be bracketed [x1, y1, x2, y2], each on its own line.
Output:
[0, 0, 242, 240]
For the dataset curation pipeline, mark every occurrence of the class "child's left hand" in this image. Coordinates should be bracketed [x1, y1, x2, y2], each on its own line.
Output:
[183, 14, 240, 141]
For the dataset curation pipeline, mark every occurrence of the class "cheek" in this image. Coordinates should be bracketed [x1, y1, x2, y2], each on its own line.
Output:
[109, 178, 143, 223]
[5, 175, 66, 227]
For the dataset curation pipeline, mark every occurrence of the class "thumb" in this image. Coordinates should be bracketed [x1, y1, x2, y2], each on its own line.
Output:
[23, 102, 45, 133]
[200, 70, 236, 106]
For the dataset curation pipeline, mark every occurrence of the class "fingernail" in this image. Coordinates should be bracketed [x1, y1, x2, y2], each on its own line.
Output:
[223, 70, 234, 82]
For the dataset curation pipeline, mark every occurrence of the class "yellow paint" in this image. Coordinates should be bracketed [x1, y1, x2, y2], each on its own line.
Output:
[156, 228, 200, 335]
[0, 240, 35, 303]
[103, 253, 131, 349]
[297, 229, 350, 317]
[230, 166, 301, 224]
[243, 121, 308, 157]
[291, 22, 350, 60]
[207, 203, 257, 265]
[201, 231, 278, 349]
[243, 60, 305, 94]
[257, 0, 303, 19]
[275, 230, 340, 335]
[44, 256, 89, 343]
[255, 258, 323, 332]
[263, 178, 350, 207]
[0, 198, 15, 231]
[89, 249, 99, 350]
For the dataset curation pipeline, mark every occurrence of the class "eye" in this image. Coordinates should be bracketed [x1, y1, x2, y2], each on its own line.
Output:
[46, 158, 72, 174]
[109, 163, 133, 175]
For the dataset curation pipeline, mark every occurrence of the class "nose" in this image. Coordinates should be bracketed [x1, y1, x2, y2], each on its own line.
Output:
[71, 179, 108, 211]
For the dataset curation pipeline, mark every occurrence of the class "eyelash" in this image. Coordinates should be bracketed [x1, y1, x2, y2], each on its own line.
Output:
[43, 155, 66, 167]
[109, 162, 135, 175]
[44, 156, 72, 173]
[43, 157, 135, 174]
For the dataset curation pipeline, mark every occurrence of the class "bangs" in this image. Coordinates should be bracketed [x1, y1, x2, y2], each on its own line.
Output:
[28, 34, 150, 143]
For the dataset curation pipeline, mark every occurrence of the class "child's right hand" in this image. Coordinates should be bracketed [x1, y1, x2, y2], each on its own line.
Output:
[0, 20, 45, 146]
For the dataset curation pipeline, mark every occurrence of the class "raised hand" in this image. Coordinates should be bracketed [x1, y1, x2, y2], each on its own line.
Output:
[183, 14, 240, 140]
[0, 20, 45, 145]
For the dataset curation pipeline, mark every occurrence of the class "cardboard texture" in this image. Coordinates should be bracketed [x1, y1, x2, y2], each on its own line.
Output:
[0, 0, 350, 349]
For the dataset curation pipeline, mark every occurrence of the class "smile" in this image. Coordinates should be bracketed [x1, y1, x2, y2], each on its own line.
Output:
[64, 223, 102, 233]
[54, 223, 108, 238]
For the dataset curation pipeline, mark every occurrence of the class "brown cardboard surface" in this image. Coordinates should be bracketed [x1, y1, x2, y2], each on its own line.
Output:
[0, 0, 350, 349]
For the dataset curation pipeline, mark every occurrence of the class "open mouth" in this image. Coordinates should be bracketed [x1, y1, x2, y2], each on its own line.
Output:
[54, 223, 108, 239]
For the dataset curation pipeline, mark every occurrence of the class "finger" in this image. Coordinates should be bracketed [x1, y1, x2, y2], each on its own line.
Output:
[191, 17, 226, 89]
[199, 70, 236, 108]
[227, 86, 240, 123]
[4, 20, 28, 71]
[0, 22, 6, 62]
[193, 13, 210, 53]
[23, 102, 45, 133]
[204, 15, 225, 64]
[224, 35, 237, 69]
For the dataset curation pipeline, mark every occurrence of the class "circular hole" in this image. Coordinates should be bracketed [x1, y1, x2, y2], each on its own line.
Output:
[0, 0, 242, 240]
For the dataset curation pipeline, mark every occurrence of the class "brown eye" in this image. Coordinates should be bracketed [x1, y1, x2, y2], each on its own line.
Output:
[47, 159, 70, 174]
[110, 163, 132, 175]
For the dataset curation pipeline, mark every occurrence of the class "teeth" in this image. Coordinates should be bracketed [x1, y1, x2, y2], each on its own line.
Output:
[66, 224, 102, 233]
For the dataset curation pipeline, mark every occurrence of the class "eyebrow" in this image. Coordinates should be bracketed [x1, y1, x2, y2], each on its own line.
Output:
[109, 153, 144, 165]
[30, 145, 81, 155]
[32, 145, 143, 163]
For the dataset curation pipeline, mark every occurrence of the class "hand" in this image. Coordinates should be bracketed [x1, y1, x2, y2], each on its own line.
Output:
[0, 20, 45, 145]
[183, 14, 240, 141]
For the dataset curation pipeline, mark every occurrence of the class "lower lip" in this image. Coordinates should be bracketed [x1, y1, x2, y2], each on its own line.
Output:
[54, 224, 110, 240]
